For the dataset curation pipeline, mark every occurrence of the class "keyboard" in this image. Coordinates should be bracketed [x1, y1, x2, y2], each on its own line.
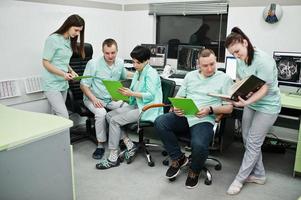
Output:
[168, 73, 186, 79]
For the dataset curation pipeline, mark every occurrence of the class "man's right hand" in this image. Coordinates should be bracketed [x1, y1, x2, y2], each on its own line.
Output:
[92, 98, 103, 108]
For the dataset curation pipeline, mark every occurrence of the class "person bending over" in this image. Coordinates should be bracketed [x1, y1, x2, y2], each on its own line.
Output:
[225, 27, 281, 195]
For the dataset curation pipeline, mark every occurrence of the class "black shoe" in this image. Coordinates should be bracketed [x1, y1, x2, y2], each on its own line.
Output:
[166, 154, 188, 179]
[92, 148, 105, 160]
[95, 158, 120, 170]
[185, 169, 199, 189]
[124, 145, 137, 164]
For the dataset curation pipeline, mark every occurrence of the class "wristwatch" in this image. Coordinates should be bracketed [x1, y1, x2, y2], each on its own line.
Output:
[209, 106, 214, 115]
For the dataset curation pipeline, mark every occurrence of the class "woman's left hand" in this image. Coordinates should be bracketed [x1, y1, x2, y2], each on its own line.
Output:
[118, 87, 133, 97]
[232, 96, 249, 107]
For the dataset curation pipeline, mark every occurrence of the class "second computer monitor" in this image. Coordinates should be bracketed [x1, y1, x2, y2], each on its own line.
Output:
[225, 56, 237, 80]
[273, 51, 301, 88]
[177, 45, 204, 72]
[141, 44, 168, 69]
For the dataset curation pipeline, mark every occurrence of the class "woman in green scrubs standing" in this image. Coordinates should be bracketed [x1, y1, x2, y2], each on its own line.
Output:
[42, 14, 85, 118]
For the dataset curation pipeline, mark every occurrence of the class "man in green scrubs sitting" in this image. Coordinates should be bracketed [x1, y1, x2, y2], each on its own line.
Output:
[80, 38, 132, 159]
[154, 49, 233, 189]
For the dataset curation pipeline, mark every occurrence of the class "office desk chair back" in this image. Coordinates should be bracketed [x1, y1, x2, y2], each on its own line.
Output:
[120, 78, 176, 167]
[66, 43, 97, 144]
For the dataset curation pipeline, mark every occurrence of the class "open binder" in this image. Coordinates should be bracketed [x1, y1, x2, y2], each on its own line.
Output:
[208, 75, 265, 101]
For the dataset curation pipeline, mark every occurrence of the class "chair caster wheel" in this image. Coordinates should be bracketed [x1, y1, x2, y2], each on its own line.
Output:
[162, 160, 169, 166]
[215, 164, 222, 171]
[169, 177, 176, 182]
[162, 151, 168, 156]
[148, 161, 155, 167]
[204, 178, 212, 185]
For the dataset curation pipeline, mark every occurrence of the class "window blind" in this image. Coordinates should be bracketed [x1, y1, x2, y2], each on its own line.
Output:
[149, 1, 228, 15]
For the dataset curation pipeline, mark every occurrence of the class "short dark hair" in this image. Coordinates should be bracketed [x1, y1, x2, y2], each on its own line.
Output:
[102, 38, 118, 50]
[198, 48, 216, 58]
[225, 27, 254, 66]
[130, 46, 150, 63]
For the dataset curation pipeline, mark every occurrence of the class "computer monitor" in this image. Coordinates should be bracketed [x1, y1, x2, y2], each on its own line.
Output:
[273, 51, 301, 88]
[177, 45, 204, 73]
[225, 56, 237, 80]
[141, 44, 168, 69]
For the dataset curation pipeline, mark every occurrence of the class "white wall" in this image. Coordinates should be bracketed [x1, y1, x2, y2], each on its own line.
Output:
[121, 10, 155, 59]
[0, 0, 123, 112]
[227, 5, 301, 56]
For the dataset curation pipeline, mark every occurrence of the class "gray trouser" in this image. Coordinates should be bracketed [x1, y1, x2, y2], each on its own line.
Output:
[106, 105, 139, 150]
[236, 106, 278, 182]
[84, 99, 124, 143]
[44, 90, 68, 119]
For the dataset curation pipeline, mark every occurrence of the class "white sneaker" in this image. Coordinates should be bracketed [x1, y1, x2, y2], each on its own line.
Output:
[245, 175, 266, 185]
[226, 180, 243, 195]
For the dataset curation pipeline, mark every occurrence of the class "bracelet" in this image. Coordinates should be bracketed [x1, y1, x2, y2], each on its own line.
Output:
[209, 106, 214, 115]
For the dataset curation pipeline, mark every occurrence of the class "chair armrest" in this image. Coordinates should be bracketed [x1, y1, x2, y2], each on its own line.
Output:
[142, 103, 168, 111]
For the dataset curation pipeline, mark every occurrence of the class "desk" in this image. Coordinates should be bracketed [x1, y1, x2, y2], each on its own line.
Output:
[280, 93, 301, 176]
[0, 104, 74, 200]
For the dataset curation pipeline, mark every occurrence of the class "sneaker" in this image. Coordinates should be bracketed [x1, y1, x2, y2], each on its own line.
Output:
[185, 169, 199, 189]
[226, 180, 243, 195]
[92, 148, 105, 160]
[245, 175, 266, 184]
[166, 154, 188, 179]
[124, 145, 137, 164]
[95, 158, 120, 170]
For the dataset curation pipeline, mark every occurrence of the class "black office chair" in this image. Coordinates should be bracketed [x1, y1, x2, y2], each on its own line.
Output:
[66, 43, 97, 144]
[120, 78, 176, 167]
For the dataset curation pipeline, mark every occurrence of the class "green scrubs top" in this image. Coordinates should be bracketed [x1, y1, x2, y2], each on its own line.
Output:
[177, 70, 233, 127]
[129, 64, 163, 122]
[80, 56, 127, 104]
[236, 49, 281, 114]
[42, 33, 72, 91]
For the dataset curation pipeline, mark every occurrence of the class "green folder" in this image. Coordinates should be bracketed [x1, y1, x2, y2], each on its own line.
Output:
[72, 75, 96, 81]
[168, 97, 199, 116]
[102, 80, 129, 101]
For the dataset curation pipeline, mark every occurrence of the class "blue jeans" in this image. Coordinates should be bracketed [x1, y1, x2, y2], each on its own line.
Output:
[154, 112, 213, 173]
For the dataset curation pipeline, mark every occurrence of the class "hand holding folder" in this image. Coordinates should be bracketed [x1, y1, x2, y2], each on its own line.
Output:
[102, 80, 129, 101]
[168, 97, 199, 116]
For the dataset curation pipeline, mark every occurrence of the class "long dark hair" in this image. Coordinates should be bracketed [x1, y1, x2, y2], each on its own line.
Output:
[53, 14, 85, 58]
[225, 27, 254, 66]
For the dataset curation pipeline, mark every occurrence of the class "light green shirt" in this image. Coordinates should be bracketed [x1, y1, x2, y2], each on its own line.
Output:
[177, 70, 233, 127]
[236, 49, 281, 114]
[42, 33, 72, 91]
[129, 64, 163, 122]
[80, 56, 127, 104]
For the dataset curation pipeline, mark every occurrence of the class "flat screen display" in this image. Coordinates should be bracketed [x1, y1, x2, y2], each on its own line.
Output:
[273, 51, 301, 87]
[177, 45, 204, 72]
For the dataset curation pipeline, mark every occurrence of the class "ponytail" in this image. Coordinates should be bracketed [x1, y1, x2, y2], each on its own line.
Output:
[225, 27, 254, 66]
